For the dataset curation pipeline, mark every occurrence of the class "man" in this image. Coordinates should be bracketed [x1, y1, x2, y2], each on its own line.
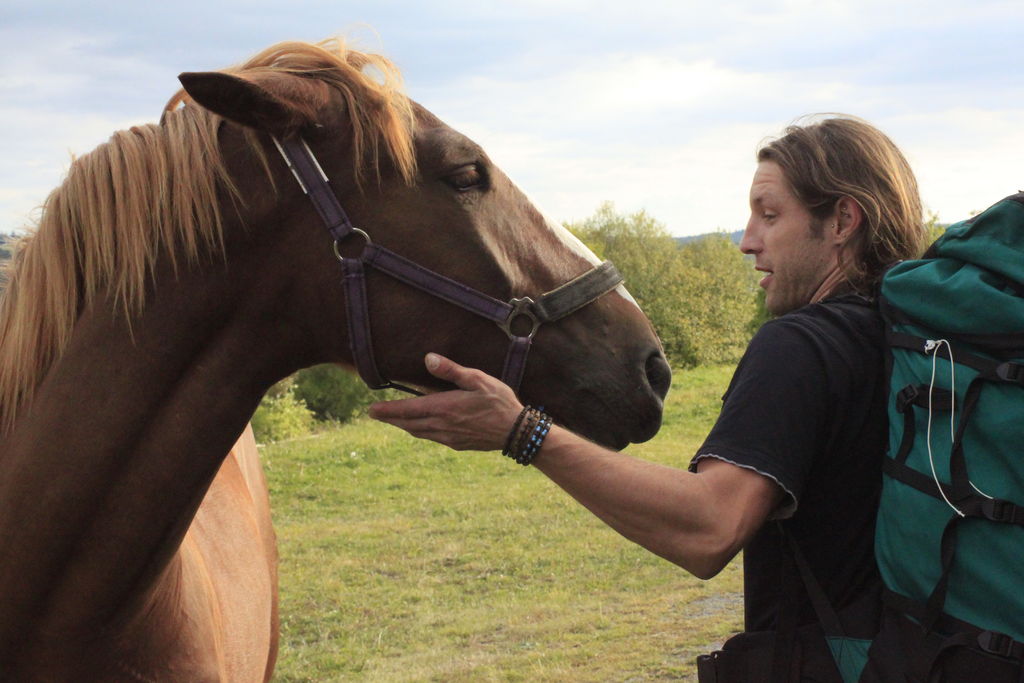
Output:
[369, 115, 925, 681]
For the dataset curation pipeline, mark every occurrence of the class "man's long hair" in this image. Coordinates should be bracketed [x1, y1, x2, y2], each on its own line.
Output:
[758, 115, 925, 294]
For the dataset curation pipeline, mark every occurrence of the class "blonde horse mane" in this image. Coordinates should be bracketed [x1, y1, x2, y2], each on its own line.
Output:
[0, 38, 416, 434]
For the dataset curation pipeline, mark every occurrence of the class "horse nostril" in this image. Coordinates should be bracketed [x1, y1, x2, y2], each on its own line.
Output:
[645, 350, 672, 400]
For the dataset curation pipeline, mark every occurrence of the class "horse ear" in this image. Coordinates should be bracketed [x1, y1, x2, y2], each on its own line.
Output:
[178, 71, 323, 135]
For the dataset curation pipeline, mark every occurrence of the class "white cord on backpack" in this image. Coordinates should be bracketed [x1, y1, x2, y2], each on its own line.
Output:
[925, 339, 992, 519]
[926, 340, 963, 516]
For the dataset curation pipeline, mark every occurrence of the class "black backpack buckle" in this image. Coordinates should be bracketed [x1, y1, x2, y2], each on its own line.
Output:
[995, 362, 1024, 385]
[896, 384, 919, 413]
[977, 630, 1017, 659]
[982, 498, 1024, 525]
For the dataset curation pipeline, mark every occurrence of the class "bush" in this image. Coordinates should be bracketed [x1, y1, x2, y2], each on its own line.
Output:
[566, 203, 760, 367]
[675, 233, 762, 365]
[293, 364, 376, 422]
[251, 389, 315, 443]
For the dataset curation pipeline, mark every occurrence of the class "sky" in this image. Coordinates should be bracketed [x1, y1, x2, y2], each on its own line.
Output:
[1, 1, 1021, 237]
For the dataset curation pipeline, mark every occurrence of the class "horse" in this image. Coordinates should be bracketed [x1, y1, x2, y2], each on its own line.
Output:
[0, 39, 670, 680]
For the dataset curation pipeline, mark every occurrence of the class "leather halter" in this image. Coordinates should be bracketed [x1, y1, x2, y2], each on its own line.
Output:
[273, 136, 624, 396]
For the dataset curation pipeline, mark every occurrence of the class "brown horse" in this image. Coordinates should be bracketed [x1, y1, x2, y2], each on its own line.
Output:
[0, 39, 670, 680]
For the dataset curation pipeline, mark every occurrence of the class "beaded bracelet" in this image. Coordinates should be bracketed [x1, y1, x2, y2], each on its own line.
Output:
[501, 405, 552, 466]
[516, 413, 551, 465]
[502, 406, 531, 456]
[506, 409, 537, 459]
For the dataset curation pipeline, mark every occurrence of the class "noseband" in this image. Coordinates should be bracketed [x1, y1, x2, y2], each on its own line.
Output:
[273, 136, 623, 396]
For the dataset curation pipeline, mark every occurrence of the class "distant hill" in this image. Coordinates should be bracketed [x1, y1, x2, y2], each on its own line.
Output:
[0, 233, 15, 292]
[675, 229, 743, 246]
[0, 233, 14, 261]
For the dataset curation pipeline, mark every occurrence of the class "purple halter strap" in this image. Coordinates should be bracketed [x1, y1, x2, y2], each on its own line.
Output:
[273, 136, 624, 396]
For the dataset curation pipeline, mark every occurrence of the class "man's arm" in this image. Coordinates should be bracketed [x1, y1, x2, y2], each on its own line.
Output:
[370, 353, 783, 579]
[532, 427, 780, 578]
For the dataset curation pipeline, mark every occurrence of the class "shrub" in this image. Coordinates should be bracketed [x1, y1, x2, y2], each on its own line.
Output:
[567, 203, 760, 367]
[251, 389, 315, 443]
[293, 363, 376, 422]
[675, 233, 762, 365]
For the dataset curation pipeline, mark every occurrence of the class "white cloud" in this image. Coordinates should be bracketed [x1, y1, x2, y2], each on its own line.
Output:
[890, 107, 1024, 220]
[416, 31, 1023, 235]
[451, 117, 780, 236]
[449, 55, 777, 127]
[2, 1, 1022, 237]
[0, 106, 152, 232]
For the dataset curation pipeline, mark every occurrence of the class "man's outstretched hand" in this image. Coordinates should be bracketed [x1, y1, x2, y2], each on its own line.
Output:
[368, 353, 524, 452]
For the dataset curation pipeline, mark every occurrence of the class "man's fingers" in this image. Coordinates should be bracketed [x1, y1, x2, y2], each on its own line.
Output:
[369, 395, 443, 420]
[424, 353, 489, 391]
[372, 414, 432, 435]
[368, 413, 469, 450]
[368, 355, 521, 453]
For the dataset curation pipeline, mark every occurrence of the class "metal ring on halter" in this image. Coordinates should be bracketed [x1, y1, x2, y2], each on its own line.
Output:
[498, 297, 541, 340]
[332, 227, 372, 262]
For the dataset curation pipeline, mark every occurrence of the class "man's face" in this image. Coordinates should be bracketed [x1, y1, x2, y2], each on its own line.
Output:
[740, 161, 840, 316]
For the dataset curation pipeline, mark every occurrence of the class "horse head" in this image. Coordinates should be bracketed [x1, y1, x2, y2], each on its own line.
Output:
[176, 40, 670, 449]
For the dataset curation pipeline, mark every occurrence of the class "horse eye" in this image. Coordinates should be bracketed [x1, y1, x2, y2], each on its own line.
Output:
[445, 164, 483, 191]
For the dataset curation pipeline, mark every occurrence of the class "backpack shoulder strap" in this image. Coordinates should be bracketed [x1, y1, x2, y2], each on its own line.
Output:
[773, 523, 873, 683]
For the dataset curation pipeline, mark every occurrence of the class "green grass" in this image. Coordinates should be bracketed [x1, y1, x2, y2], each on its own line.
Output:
[262, 365, 742, 681]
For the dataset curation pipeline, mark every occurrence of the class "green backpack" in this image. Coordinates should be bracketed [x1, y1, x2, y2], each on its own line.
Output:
[871, 192, 1024, 680]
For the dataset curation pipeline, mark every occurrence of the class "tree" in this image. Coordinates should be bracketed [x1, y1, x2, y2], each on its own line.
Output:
[567, 203, 760, 368]
[923, 210, 946, 250]
[566, 203, 692, 363]
[676, 233, 761, 365]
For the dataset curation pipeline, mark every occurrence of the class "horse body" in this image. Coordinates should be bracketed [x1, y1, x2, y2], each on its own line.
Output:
[98, 432, 276, 682]
[0, 40, 669, 679]
[0, 238, 282, 679]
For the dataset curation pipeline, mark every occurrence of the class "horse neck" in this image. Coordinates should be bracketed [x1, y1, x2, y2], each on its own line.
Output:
[0, 242, 301, 665]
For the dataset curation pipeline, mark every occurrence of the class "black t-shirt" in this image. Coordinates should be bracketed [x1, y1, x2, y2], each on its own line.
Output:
[690, 295, 888, 631]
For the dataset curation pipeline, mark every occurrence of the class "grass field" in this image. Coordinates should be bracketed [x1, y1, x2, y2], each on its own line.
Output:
[262, 364, 742, 681]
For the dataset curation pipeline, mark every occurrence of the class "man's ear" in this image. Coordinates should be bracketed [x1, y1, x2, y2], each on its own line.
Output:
[833, 196, 864, 244]
[177, 71, 328, 135]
